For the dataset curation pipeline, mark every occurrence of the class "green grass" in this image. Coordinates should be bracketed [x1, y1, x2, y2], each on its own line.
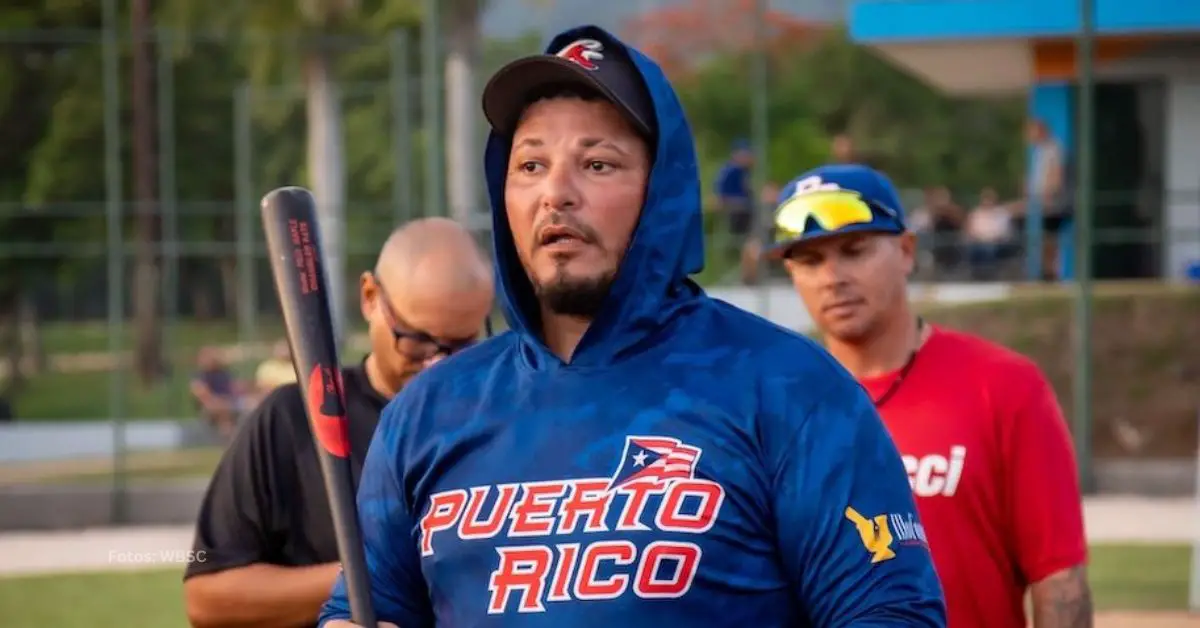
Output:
[12, 321, 375, 421]
[10, 357, 281, 421]
[0, 568, 190, 628]
[0, 544, 1191, 626]
[14, 320, 274, 420]
[13, 368, 204, 420]
[39, 320, 284, 356]
[0, 447, 224, 486]
[1089, 543, 1196, 611]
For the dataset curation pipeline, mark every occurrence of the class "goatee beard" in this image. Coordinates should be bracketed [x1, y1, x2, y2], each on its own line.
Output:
[533, 271, 615, 318]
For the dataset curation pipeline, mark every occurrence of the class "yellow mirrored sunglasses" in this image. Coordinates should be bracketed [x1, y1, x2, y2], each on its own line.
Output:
[772, 189, 898, 245]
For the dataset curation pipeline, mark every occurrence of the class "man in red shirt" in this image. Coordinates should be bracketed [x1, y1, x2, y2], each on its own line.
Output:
[764, 164, 1093, 628]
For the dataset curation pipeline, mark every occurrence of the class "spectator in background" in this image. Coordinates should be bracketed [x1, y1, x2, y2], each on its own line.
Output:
[907, 199, 933, 235]
[254, 339, 295, 398]
[925, 186, 965, 273]
[929, 186, 965, 230]
[905, 194, 937, 276]
[1025, 118, 1071, 281]
[713, 138, 758, 283]
[0, 394, 12, 422]
[190, 346, 250, 441]
[742, 181, 782, 284]
[964, 187, 1014, 279]
[831, 133, 856, 163]
[830, 133, 890, 170]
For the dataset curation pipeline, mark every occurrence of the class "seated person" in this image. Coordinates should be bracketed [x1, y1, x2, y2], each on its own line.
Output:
[928, 186, 966, 272]
[741, 181, 782, 284]
[964, 187, 1015, 278]
[190, 346, 249, 440]
[254, 339, 296, 398]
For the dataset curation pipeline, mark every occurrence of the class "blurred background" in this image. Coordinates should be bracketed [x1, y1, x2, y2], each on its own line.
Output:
[0, 0, 1197, 625]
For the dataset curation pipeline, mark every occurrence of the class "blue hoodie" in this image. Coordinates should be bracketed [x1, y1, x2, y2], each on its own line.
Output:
[320, 25, 945, 628]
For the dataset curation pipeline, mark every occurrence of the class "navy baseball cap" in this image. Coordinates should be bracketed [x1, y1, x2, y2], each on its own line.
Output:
[764, 164, 908, 260]
[481, 26, 656, 140]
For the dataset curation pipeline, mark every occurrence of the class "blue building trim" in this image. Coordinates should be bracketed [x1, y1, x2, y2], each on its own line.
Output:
[849, 0, 1200, 43]
[1031, 86, 1072, 144]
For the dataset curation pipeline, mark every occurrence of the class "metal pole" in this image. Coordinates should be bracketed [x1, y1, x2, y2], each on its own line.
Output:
[390, 30, 414, 224]
[1072, 0, 1095, 493]
[421, 0, 444, 217]
[102, 0, 127, 523]
[157, 28, 180, 416]
[234, 84, 256, 352]
[1190, 407, 1200, 611]
[751, 0, 770, 318]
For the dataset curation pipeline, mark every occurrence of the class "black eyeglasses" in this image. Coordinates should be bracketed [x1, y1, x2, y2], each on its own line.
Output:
[371, 273, 483, 360]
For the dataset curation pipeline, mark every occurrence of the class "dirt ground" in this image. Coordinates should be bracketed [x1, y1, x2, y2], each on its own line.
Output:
[922, 284, 1200, 459]
[1096, 611, 1200, 627]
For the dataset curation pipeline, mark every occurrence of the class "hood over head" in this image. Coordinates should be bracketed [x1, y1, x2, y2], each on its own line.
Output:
[482, 24, 705, 370]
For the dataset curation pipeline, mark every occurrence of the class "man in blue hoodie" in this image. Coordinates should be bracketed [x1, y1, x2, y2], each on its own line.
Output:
[320, 24, 946, 628]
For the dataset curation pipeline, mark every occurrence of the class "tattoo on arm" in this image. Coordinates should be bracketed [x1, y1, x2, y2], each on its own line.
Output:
[1031, 565, 1094, 628]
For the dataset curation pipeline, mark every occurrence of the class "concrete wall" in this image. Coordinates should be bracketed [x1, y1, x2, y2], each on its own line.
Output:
[1, 461, 1190, 532]
[0, 420, 221, 464]
[0, 481, 207, 531]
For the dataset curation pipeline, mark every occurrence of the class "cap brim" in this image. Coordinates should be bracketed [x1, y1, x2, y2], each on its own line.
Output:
[482, 56, 649, 137]
[764, 223, 905, 261]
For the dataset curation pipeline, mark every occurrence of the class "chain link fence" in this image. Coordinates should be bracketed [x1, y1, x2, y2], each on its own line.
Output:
[0, 4, 1197, 534]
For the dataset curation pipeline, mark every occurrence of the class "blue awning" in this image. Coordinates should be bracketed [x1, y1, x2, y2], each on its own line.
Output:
[850, 0, 1200, 44]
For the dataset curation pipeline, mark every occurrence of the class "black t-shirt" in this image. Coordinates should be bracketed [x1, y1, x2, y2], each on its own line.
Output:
[184, 360, 388, 583]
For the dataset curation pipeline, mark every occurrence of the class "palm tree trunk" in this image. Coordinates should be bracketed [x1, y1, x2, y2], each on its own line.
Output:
[445, 0, 482, 225]
[304, 47, 347, 344]
[17, 291, 44, 375]
[0, 289, 21, 393]
[131, 0, 165, 384]
[214, 214, 236, 321]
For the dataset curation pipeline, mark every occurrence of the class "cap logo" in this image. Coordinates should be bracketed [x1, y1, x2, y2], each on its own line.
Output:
[792, 175, 842, 196]
[556, 38, 604, 71]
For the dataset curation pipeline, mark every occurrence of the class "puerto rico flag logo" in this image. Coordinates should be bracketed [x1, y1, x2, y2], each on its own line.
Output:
[608, 436, 702, 490]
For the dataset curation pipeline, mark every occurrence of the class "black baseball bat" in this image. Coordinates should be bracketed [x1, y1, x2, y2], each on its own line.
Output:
[261, 186, 377, 626]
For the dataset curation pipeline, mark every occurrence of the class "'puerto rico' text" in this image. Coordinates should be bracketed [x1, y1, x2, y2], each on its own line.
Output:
[418, 476, 727, 614]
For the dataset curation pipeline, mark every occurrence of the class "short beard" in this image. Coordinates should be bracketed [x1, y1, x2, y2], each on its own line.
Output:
[533, 269, 615, 318]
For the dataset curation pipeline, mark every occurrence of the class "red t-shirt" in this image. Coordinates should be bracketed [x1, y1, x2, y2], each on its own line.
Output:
[858, 326, 1087, 628]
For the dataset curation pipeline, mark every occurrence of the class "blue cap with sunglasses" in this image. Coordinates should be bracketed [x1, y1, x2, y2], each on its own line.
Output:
[764, 164, 908, 260]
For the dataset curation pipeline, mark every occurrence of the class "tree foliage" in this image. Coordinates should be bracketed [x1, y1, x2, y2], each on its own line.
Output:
[0, 3, 1026, 339]
[623, 0, 824, 77]
[674, 26, 1026, 204]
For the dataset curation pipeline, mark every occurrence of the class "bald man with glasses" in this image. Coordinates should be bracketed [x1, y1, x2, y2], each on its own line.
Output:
[184, 217, 494, 628]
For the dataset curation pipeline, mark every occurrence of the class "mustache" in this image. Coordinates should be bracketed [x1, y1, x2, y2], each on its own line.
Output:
[534, 213, 599, 246]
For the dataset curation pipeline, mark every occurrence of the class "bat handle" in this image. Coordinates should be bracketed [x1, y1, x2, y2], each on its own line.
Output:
[348, 582, 377, 627]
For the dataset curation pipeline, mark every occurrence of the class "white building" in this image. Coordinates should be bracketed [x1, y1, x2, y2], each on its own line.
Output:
[849, 0, 1200, 281]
